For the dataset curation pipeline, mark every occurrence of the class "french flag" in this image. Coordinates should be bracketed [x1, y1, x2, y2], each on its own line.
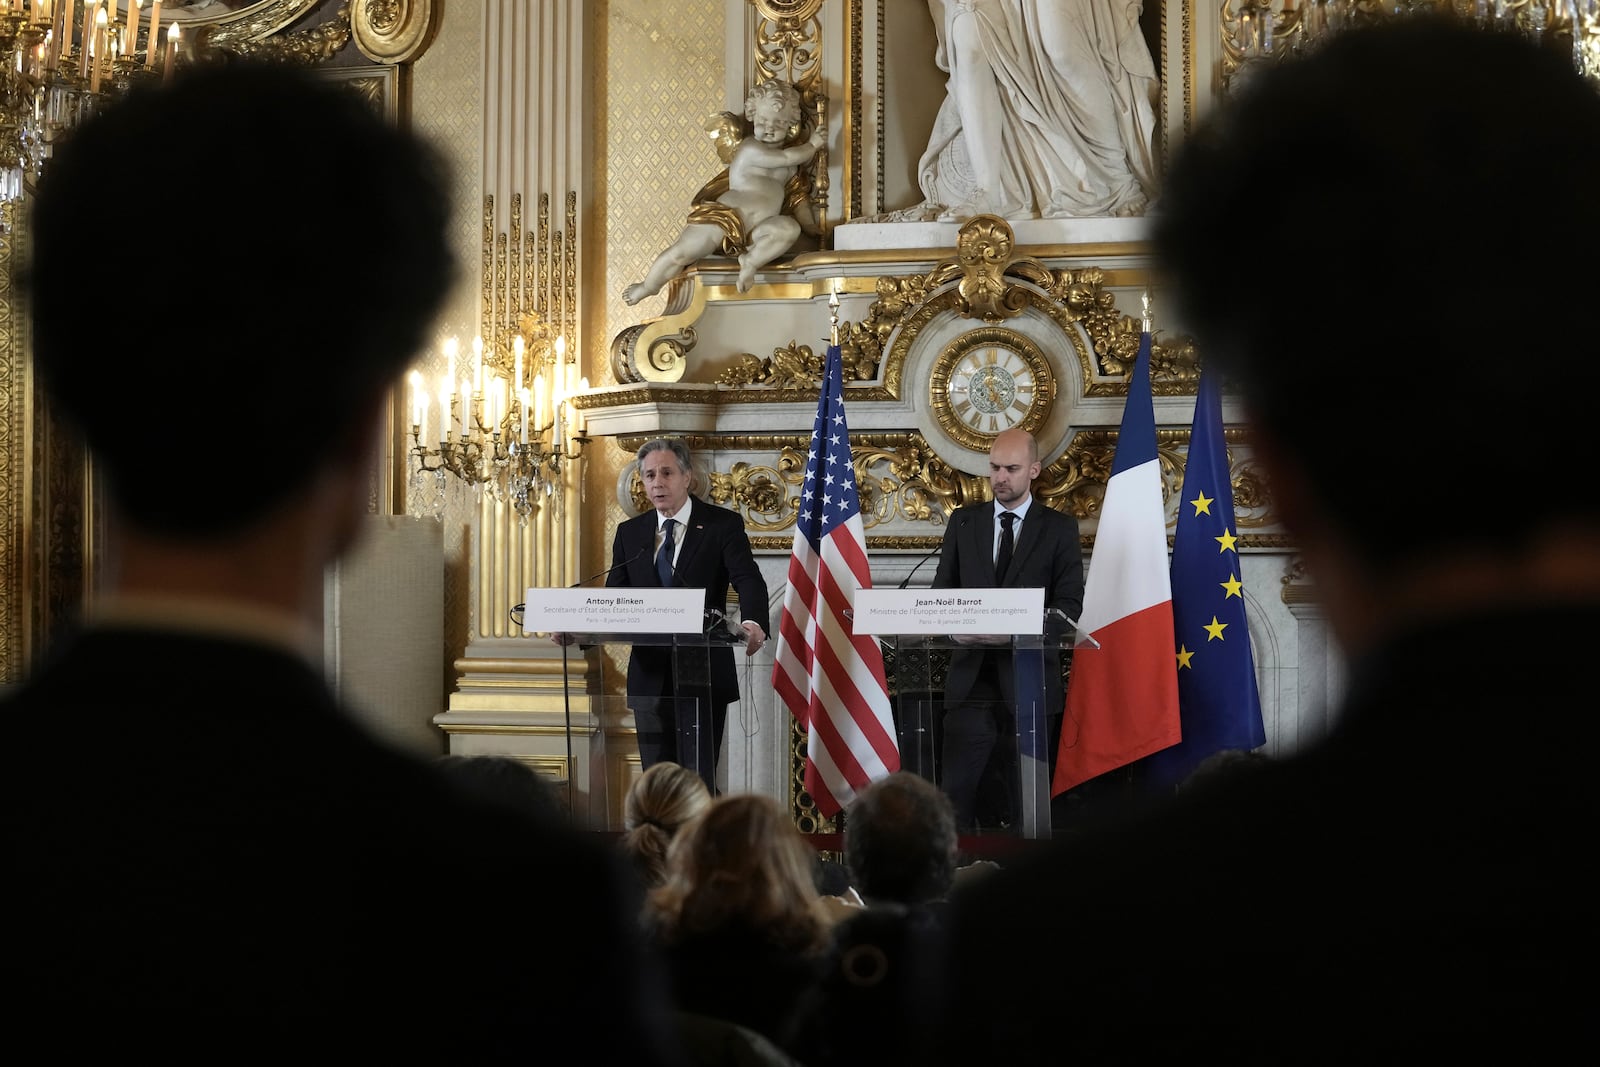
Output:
[1052, 330, 1181, 795]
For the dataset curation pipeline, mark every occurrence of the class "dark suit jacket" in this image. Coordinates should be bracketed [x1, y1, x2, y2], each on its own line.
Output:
[607, 496, 771, 710]
[929, 498, 1084, 713]
[2, 627, 681, 1063]
[929, 605, 1597, 1064]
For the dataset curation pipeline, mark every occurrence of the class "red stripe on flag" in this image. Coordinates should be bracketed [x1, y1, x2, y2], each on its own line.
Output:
[1052, 601, 1182, 794]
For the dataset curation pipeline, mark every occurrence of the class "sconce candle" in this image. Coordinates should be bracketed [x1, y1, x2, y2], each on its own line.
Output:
[519, 387, 529, 445]
[575, 376, 590, 434]
[88, 6, 107, 92]
[50, 0, 71, 70]
[408, 370, 425, 433]
[125, 0, 139, 57]
[533, 377, 545, 437]
[161, 21, 177, 82]
[436, 380, 450, 443]
[78, 1, 92, 77]
[145, 0, 160, 67]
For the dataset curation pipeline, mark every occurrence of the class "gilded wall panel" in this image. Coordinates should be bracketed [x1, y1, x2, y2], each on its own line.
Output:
[409, 0, 486, 686]
[0, 206, 19, 682]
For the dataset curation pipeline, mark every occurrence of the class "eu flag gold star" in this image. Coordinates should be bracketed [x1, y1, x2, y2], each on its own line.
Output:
[1215, 528, 1238, 553]
[1189, 490, 1214, 517]
[1221, 574, 1243, 599]
[1176, 645, 1195, 669]
[1204, 616, 1228, 641]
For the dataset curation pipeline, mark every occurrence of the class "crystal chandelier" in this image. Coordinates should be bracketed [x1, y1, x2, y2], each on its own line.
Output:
[1, 1, 181, 224]
[407, 310, 590, 521]
[1222, 0, 1600, 89]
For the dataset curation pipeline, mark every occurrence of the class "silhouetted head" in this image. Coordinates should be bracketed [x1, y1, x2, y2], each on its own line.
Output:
[27, 61, 456, 539]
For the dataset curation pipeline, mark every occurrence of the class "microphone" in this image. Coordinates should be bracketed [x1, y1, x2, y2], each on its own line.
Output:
[1046, 606, 1101, 650]
[569, 547, 646, 588]
[898, 541, 945, 590]
[703, 608, 740, 643]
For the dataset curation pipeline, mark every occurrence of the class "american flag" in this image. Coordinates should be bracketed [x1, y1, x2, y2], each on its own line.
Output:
[771, 343, 899, 817]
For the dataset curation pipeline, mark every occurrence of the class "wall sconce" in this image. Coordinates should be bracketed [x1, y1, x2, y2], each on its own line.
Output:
[1, 1, 183, 222]
[407, 311, 589, 521]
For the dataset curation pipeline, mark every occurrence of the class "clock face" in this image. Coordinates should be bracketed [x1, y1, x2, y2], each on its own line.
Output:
[930, 328, 1054, 451]
[949, 347, 1037, 431]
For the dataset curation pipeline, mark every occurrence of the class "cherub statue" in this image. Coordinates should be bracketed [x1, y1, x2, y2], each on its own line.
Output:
[623, 79, 826, 303]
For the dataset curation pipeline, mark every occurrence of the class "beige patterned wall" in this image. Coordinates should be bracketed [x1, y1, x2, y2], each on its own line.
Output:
[593, 0, 726, 563]
[409, 1, 487, 690]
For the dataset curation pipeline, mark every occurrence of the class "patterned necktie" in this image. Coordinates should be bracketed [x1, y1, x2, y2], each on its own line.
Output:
[656, 518, 676, 586]
[996, 511, 1016, 583]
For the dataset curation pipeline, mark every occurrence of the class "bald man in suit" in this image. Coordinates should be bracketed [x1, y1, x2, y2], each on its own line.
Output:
[930, 428, 1083, 830]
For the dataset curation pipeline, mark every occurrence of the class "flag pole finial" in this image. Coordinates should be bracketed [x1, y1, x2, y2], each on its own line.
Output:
[829, 281, 841, 346]
[1141, 289, 1153, 333]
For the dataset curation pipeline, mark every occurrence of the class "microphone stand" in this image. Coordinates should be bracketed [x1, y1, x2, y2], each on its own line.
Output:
[561, 638, 575, 815]
[898, 541, 944, 590]
[556, 547, 646, 819]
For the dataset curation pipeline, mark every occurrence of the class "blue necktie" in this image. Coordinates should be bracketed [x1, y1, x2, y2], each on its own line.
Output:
[656, 519, 676, 586]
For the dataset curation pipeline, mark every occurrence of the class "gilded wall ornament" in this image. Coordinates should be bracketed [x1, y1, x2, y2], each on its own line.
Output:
[717, 340, 826, 389]
[616, 425, 1273, 541]
[208, 1, 352, 62]
[715, 329, 880, 389]
[352, 0, 436, 65]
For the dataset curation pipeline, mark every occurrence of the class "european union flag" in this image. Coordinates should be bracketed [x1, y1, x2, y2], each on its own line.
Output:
[1143, 364, 1266, 791]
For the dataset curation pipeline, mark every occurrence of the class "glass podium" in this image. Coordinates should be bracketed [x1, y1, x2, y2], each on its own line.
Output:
[527, 586, 749, 829]
[551, 617, 751, 830]
[853, 586, 1083, 841]
[883, 631, 1071, 839]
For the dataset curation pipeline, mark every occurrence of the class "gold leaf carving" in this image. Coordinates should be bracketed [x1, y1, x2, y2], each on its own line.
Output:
[707, 462, 790, 531]
[212, 2, 353, 64]
[619, 429, 1275, 536]
[715, 340, 825, 388]
[352, 0, 436, 65]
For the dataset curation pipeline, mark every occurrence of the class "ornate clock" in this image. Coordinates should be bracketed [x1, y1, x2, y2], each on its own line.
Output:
[929, 326, 1056, 452]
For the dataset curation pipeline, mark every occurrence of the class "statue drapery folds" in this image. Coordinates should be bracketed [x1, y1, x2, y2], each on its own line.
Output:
[906, 0, 1160, 222]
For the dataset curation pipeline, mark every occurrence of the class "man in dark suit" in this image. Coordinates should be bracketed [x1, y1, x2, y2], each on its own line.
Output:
[930, 428, 1083, 830]
[929, 19, 1598, 1063]
[2, 63, 679, 1062]
[607, 437, 770, 789]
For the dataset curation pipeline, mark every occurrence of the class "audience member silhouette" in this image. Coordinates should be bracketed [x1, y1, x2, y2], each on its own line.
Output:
[1174, 746, 1271, 797]
[2, 62, 679, 1062]
[435, 753, 569, 823]
[644, 792, 838, 1059]
[621, 759, 713, 891]
[929, 17, 1600, 1063]
[844, 771, 960, 909]
[793, 772, 962, 1065]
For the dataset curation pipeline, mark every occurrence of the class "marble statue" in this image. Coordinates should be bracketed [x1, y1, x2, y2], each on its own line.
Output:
[623, 79, 827, 303]
[907, 0, 1159, 221]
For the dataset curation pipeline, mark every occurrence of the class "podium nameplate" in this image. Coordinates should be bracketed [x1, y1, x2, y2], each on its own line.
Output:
[853, 587, 1045, 636]
[521, 587, 705, 634]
